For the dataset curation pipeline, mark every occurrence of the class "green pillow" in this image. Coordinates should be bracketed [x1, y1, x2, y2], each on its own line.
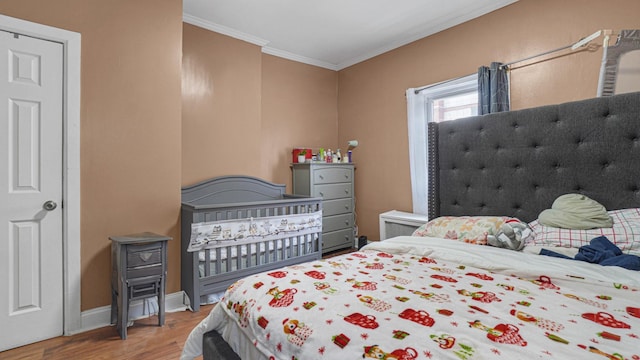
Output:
[538, 194, 612, 230]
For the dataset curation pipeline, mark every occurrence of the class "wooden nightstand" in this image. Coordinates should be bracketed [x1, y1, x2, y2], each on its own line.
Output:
[110, 232, 171, 339]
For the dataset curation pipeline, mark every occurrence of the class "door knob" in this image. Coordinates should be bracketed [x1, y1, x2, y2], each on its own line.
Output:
[43, 200, 57, 211]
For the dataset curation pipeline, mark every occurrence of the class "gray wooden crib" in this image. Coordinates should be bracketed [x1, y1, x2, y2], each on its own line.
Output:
[181, 175, 322, 311]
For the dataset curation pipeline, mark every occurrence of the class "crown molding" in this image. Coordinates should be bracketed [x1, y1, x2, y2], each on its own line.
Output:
[261, 47, 338, 71]
[183, 14, 338, 71]
[184, 0, 517, 71]
[336, 0, 518, 70]
[183, 14, 269, 47]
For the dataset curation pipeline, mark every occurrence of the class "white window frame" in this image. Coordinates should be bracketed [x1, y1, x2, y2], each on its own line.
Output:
[406, 74, 477, 215]
[423, 74, 478, 123]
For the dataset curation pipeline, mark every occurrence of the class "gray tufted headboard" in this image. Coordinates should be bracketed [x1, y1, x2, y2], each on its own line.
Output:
[427, 91, 640, 223]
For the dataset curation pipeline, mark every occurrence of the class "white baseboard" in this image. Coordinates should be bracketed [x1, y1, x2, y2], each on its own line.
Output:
[72, 291, 189, 335]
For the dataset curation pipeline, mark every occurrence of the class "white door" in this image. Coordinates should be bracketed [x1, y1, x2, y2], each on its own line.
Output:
[0, 30, 64, 351]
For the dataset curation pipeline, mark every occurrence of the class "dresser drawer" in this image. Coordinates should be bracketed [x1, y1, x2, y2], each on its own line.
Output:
[323, 213, 353, 233]
[313, 167, 353, 184]
[322, 198, 352, 216]
[323, 228, 353, 251]
[313, 183, 352, 200]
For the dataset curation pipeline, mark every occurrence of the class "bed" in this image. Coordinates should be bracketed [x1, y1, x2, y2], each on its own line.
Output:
[181, 175, 323, 311]
[181, 92, 640, 359]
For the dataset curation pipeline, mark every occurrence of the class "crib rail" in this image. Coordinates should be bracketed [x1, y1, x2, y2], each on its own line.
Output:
[181, 193, 322, 311]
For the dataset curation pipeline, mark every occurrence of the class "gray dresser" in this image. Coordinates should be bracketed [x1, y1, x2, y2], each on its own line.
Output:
[292, 163, 354, 253]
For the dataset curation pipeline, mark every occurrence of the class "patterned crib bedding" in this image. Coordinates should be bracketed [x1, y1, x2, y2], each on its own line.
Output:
[188, 211, 322, 253]
[197, 237, 317, 263]
[190, 210, 321, 266]
[182, 236, 640, 360]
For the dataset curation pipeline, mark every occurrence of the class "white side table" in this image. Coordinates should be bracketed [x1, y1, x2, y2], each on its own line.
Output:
[379, 210, 429, 240]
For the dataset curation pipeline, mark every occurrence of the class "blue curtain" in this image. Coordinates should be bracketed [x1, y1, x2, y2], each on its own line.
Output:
[478, 62, 510, 115]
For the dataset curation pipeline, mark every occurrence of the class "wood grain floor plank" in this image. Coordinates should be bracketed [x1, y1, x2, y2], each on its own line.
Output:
[1, 305, 214, 360]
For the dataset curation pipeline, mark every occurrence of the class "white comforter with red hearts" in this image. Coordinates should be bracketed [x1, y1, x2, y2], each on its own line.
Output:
[182, 236, 640, 360]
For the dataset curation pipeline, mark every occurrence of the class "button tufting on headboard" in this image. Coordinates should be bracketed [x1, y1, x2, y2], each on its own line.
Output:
[429, 92, 640, 223]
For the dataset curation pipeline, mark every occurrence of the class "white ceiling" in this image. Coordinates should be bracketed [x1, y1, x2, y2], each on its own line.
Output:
[183, 0, 518, 70]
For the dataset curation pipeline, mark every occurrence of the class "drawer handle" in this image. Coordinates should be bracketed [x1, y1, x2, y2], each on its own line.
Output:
[319, 192, 324, 197]
[344, 189, 349, 194]
[344, 174, 348, 179]
[345, 220, 350, 225]
[319, 175, 324, 179]
[139, 252, 153, 261]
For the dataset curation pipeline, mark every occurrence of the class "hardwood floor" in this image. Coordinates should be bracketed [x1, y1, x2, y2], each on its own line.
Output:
[0, 248, 357, 359]
[0, 304, 214, 360]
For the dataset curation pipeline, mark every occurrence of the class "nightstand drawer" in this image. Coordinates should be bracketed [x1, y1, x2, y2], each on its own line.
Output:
[126, 263, 163, 279]
[313, 183, 352, 200]
[128, 276, 162, 300]
[322, 198, 352, 216]
[313, 167, 352, 184]
[127, 244, 162, 268]
[323, 213, 353, 233]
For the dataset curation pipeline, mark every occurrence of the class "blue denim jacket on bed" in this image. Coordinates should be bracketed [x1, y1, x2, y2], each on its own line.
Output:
[540, 236, 640, 271]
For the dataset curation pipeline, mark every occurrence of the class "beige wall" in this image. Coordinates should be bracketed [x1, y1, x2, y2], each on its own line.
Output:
[0, 0, 636, 314]
[338, 0, 640, 240]
[182, 24, 339, 188]
[182, 24, 262, 185]
[260, 54, 339, 186]
[0, 1, 183, 310]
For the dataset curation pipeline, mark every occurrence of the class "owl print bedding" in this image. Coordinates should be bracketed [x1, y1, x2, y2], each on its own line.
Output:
[181, 236, 640, 360]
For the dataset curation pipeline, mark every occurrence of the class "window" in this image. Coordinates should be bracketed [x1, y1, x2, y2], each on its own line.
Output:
[432, 92, 478, 122]
[405, 74, 477, 215]
[420, 74, 478, 123]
